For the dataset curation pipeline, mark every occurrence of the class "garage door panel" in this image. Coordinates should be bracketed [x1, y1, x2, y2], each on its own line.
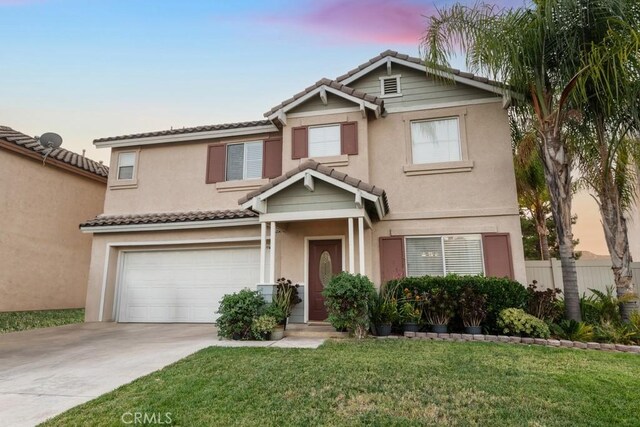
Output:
[118, 247, 261, 323]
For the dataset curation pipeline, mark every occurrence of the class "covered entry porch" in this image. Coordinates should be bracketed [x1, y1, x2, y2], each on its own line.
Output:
[239, 160, 389, 323]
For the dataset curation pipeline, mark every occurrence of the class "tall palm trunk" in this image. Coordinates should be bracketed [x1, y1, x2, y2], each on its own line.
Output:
[540, 129, 581, 321]
[533, 203, 550, 260]
[598, 170, 636, 321]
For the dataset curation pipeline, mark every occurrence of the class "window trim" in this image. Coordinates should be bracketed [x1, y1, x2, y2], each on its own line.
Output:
[403, 108, 472, 176]
[404, 234, 485, 277]
[110, 149, 139, 189]
[225, 140, 264, 182]
[307, 123, 341, 159]
[379, 74, 402, 98]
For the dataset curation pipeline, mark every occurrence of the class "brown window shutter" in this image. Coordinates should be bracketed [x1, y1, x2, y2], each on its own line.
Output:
[206, 144, 226, 183]
[340, 122, 358, 155]
[482, 233, 514, 279]
[291, 126, 308, 159]
[379, 236, 406, 285]
[262, 138, 282, 179]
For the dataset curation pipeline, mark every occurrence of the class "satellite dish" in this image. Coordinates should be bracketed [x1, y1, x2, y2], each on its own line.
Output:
[35, 132, 63, 165]
[37, 132, 63, 149]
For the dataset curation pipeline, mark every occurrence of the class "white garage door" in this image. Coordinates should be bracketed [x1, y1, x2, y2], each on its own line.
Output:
[118, 247, 261, 323]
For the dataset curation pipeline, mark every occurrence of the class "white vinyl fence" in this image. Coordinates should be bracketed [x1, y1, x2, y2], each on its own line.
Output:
[525, 259, 640, 297]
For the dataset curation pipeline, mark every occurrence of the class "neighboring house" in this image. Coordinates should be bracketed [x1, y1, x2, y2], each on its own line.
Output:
[0, 126, 108, 312]
[80, 50, 526, 324]
[627, 168, 640, 260]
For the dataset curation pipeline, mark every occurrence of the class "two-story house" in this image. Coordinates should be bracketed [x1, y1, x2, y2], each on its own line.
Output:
[80, 50, 526, 324]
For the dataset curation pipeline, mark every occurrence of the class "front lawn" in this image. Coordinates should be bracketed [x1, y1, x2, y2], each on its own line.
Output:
[43, 339, 640, 426]
[0, 308, 84, 333]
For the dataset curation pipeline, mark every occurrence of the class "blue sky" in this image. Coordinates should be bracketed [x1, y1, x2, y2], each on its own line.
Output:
[0, 0, 525, 162]
[0, 0, 606, 254]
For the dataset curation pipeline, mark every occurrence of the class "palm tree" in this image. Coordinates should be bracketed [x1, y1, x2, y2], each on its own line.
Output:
[573, 112, 640, 320]
[512, 114, 552, 260]
[421, 0, 640, 320]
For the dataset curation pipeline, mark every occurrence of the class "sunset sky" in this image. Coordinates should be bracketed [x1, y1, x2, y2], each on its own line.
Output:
[0, 0, 608, 254]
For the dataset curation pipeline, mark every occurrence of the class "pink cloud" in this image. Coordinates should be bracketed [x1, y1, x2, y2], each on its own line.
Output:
[257, 0, 435, 45]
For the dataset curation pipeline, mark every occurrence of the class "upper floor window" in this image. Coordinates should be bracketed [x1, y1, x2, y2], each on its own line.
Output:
[411, 118, 461, 164]
[308, 124, 341, 158]
[406, 235, 483, 276]
[117, 152, 136, 180]
[226, 141, 263, 181]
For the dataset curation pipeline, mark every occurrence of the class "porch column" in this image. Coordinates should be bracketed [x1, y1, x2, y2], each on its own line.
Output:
[348, 217, 355, 273]
[260, 222, 267, 283]
[358, 217, 365, 275]
[269, 221, 276, 283]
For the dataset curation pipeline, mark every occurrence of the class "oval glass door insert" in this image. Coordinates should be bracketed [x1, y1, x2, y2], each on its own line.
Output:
[319, 251, 333, 287]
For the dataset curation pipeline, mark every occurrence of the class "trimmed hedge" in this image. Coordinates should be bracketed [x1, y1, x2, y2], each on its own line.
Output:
[386, 275, 528, 332]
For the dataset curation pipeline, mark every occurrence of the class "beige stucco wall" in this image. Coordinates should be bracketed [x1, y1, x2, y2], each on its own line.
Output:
[103, 132, 280, 215]
[0, 149, 106, 312]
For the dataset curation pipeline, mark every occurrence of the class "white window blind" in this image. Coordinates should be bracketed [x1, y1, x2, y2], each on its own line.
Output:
[443, 235, 484, 275]
[411, 118, 461, 164]
[406, 235, 483, 277]
[117, 152, 136, 180]
[226, 141, 263, 181]
[308, 125, 340, 157]
[406, 237, 444, 276]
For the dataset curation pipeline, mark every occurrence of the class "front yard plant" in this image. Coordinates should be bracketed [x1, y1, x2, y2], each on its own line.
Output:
[216, 289, 265, 340]
[251, 315, 278, 340]
[458, 286, 487, 334]
[421, 287, 456, 333]
[323, 272, 376, 338]
[497, 308, 550, 338]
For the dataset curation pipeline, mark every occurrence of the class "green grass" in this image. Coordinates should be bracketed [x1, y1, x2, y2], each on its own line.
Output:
[0, 308, 84, 333]
[42, 339, 640, 426]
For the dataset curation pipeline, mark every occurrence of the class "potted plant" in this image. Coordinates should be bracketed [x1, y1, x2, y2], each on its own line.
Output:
[459, 286, 487, 334]
[273, 277, 301, 329]
[400, 288, 422, 333]
[370, 285, 399, 336]
[421, 288, 456, 333]
[251, 314, 278, 340]
[263, 304, 286, 340]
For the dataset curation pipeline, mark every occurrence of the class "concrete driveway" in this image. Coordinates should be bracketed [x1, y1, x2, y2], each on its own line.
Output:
[0, 323, 219, 426]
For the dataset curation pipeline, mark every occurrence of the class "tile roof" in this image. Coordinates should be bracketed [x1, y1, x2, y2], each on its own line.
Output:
[335, 49, 504, 88]
[238, 160, 389, 215]
[264, 78, 384, 117]
[80, 209, 257, 228]
[0, 126, 109, 179]
[93, 120, 274, 143]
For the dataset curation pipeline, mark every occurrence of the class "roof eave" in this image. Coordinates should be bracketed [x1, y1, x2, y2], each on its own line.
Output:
[93, 124, 279, 148]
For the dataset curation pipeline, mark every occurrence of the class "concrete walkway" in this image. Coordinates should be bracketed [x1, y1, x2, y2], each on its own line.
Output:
[0, 323, 325, 426]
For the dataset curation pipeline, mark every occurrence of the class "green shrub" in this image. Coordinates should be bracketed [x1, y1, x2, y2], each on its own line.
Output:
[323, 272, 376, 338]
[581, 286, 636, 325]
[593, 321, 635, 344]
[388, 275, 528, 332]
[550, 320, 594, 342]
[526, 281, 563, 322]
[497, 308, 550, 338]
[262, 303, 286, 324]
[216, 289, 265, 340]
[421, 288, 456, 326]
[251, 315, 278, 340]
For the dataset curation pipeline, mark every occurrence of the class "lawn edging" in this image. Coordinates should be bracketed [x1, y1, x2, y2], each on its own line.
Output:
[398, 331, 640, 354]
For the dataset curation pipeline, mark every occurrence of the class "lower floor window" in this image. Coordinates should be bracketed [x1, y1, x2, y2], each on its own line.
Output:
[406, 235, 484, 276]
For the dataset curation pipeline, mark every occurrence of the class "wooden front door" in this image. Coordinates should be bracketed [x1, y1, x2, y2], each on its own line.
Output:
[308, 239, 342, 321]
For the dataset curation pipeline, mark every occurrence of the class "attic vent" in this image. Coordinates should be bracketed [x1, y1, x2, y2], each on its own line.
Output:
[380, 75, 401, 97]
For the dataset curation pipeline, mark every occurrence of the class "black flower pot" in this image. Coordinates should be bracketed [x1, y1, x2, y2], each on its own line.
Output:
[403, 323, 420, 333]
[376, 323, 392, 336]
[431, 324, 448, 334]
[465, 326, 482, 335]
